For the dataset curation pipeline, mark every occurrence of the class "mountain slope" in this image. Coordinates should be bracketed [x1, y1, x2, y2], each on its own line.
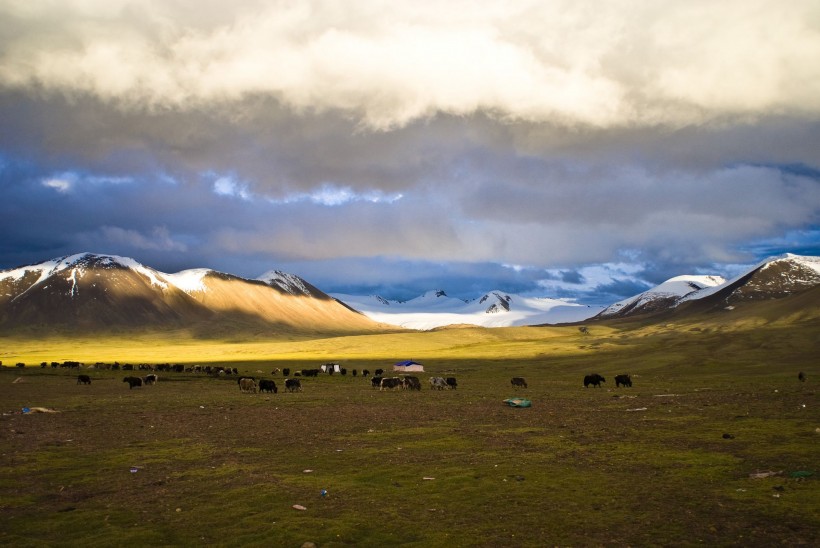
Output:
[598, 275, 725, 318]
[595, 254, 820, 322]
[0, 253, 389, 336]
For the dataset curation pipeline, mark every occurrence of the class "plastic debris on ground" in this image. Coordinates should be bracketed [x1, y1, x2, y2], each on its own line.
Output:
[749, 470, 783, 479]
[503, 398, 531, 408]
[790, 470, 815, 478]
[22, 407, 59, 414]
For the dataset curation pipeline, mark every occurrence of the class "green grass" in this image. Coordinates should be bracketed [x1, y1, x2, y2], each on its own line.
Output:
[0, 318, 818, 546]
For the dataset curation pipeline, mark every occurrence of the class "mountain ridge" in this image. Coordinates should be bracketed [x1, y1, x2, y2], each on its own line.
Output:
[2, 252, 818, 334]
[595, 253, 820, 321]
[0, 252, 389, 336]
[331, 289, 603, 329]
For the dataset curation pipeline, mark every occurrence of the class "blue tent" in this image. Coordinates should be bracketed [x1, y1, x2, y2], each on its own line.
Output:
[393, 360, 424, 372]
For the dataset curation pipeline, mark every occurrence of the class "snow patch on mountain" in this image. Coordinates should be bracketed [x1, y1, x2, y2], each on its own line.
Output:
[164, 269, 211, 292]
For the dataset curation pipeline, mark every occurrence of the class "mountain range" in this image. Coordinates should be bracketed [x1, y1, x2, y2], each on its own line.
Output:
[0, 253, 387, 336]
[1, 252, 818, 335]
[331, 290, 603, 329]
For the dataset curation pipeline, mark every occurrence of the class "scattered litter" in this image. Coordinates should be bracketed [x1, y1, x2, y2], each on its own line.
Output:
[303, 469, 313, 473]
[749, 470, 783, 479]
[292, 504, 307, 511]
[320, 489, 328, 497]
[199, 406, 205, 409]
[626, 407, 648, 412]
[653, 394, 680, 397]
[176, 508, 182, 512]
[736, 489, 746, 492]
[772, 494, 781, 498]
[503, 398, 531, 408]
[789, 471, 815, 478]
[23, 407, 59, 414]
[12, 377, 24, 384]
[423, 477, 435, 481]
[130, 467, 139, 473]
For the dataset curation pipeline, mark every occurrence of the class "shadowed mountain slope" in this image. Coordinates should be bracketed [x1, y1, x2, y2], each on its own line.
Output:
[0, 253, 392, 337]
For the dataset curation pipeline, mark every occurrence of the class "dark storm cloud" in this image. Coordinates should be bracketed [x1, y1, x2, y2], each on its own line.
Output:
[560, 271, 586, 285]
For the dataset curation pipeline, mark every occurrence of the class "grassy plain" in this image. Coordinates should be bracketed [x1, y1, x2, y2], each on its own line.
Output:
[0, 318, 818, 547]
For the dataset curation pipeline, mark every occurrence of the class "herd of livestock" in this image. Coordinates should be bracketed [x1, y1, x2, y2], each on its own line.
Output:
[60, 361, 637, 394]
[11, 360, 811, 391]
[6, 359, 644, 393]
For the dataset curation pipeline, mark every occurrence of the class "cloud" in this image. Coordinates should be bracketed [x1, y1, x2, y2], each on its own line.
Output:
[42, 177, 72, 193]
[0, 2, 818, 304]
[273, 183, 404, 206]
[95, 225, 188, 252]
[1, 1, 819, 130]
[212, 176, 251, 200]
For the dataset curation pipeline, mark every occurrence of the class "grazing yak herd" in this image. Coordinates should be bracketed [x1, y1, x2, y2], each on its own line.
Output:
[11, 359, 808, 397]
[67, 360, 638, 394]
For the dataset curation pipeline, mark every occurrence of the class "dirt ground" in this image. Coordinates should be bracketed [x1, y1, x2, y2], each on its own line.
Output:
[1, 363, 818, 547]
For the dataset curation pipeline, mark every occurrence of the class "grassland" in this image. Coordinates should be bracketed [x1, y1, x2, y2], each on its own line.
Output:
[0, 318, 817, 547]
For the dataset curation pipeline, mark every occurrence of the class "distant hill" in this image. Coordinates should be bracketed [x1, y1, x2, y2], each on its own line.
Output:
[594, 254, 820, 322]
[0, 253, 390, 337]
[332, 289, 603, 329]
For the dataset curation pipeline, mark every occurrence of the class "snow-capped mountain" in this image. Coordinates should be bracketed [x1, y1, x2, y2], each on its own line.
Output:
[0, 253, 385, 335]
[679, 253, 820, 305]
[596, 254, 820, 319]
[598, 275, 726, 317]
[332, 289, 604, 329]
[257, 269, 326, 298]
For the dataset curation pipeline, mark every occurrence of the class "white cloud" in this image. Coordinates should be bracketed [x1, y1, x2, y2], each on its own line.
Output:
[2, 1, 818, 129]
[273, 184, 404, 206]
[42, 177, 72, 193]
[213, 176, 251, 200]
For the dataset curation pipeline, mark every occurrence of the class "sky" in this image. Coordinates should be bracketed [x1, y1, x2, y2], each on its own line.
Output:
[1, 0, 819, 304]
